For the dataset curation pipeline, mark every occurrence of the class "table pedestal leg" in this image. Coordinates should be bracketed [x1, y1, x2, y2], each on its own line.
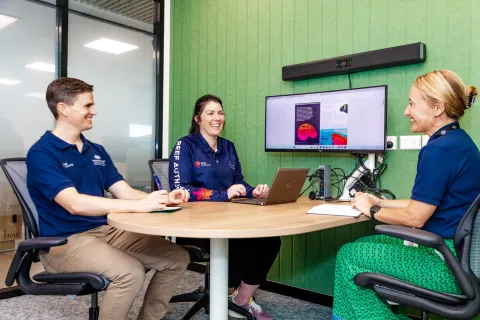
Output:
[210, 238, 228, 319]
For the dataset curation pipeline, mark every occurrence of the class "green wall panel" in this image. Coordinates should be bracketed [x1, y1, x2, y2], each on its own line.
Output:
[170, 0, 480, 297]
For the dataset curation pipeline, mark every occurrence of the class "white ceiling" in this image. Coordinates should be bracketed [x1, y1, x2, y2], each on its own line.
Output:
[72, 0, 154, 24]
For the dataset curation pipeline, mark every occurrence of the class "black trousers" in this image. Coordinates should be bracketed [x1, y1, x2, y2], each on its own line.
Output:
[176, 236, 281, 288]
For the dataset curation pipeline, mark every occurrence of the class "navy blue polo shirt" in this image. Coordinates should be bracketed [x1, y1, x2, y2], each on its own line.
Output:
[169, 133, 254, 201]
[26, 131, 124, 237]
[412, 122, 480, 238]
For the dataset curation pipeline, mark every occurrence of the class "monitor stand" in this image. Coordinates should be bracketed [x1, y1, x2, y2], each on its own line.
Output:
[338, 154, 375, 202]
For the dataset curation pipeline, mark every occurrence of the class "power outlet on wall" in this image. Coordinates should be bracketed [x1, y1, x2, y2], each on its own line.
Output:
[400, 135, 422, 150]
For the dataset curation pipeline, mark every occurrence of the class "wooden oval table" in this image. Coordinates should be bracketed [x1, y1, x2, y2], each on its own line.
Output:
[108, 197, 368, 320]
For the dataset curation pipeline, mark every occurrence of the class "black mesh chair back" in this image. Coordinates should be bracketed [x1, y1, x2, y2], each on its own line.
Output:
[147, 159, 170, 192]
[1, 158, 39, 238]
[455, 194, 480, 280]
[471, 204, 480, 280]
[0, 157, 109, 320]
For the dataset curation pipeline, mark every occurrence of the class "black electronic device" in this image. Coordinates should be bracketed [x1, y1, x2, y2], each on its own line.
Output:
[318, 165, 331, 200]
[282, 42, 425, 81]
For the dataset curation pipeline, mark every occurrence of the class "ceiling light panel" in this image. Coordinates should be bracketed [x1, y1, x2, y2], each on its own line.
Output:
[0, 13, 17, 30]
[0, 78, 21, 85]
[84, 38, 138, 54]
[25, 62, 55, 73]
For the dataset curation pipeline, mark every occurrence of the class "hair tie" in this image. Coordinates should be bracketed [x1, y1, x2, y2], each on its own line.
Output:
[466, 92, 475, 108]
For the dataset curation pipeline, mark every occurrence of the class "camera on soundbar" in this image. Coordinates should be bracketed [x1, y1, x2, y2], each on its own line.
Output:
[336, 58, 352, 69]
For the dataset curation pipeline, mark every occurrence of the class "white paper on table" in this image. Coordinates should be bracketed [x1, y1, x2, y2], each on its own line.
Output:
[307, 204, 362, 217]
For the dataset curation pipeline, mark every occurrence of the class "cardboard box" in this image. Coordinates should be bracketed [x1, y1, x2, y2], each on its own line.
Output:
[0, 240, 16, 251]
[0, 215, 23, 251]
[0, 182, 24, 251]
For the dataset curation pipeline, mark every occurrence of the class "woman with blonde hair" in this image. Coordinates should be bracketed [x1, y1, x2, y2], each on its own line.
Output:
[331, 70, 480, 320]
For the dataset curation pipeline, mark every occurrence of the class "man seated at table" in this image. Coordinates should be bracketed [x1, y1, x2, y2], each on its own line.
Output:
[26, 77, 190, 320]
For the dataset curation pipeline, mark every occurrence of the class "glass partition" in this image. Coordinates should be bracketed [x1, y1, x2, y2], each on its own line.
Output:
[68, 13, 155, 191]
[0, 0, 56, 256]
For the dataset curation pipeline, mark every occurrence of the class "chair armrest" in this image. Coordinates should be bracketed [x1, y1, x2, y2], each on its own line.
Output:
[33, 271, 110, 290]
[5, 237, 67, 287]
[354, 272, 466, 305]
[375, 225, 475, 299]
[17, 237, 67, 253]
[375, 225, 445, 248]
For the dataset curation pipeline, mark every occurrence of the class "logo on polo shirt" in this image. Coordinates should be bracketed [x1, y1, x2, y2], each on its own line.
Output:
[194, 161, 211, 168]
[62, 162, 74, 169]
[92, 154, 106, 166]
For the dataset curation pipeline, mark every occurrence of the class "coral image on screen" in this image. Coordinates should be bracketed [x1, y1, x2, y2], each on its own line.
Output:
[297, 123, 318, 141]
[294, 102, 320, 145]
[320, 103, 348, 146]
[320, 129, 348, 145]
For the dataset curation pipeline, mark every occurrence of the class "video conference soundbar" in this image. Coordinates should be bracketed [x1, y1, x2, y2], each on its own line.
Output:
[282, 42, 426, 81]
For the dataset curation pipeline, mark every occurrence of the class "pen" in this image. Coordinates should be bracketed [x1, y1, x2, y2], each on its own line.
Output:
[153, 174, 163, 190]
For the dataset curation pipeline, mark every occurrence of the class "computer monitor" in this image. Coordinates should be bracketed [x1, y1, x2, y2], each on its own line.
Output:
[265, 85, 387, 153]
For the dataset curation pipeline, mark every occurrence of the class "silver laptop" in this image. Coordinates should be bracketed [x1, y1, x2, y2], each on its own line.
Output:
[231, 168, 309, 206]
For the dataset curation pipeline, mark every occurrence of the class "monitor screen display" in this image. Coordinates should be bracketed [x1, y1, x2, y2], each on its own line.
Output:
[265, 85, 387, 153]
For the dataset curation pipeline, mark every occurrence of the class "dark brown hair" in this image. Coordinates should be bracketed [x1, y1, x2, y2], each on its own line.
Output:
[46, 77, 94, 119]
[189, 94, 223, 134]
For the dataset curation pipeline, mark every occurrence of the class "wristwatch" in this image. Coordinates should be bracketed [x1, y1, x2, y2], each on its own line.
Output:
[369, 205, 381, 220]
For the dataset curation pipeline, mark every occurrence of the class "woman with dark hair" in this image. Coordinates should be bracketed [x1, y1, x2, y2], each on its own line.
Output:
[332, 70, 480, 320]
[169, 94, 280, 320]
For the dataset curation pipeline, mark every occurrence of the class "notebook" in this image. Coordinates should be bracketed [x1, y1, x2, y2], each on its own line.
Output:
[307, 204, 362, 217]
[151, 206, 182, 213]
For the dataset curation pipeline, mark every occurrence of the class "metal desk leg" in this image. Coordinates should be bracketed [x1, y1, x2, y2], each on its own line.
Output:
[210, 238, 228, 319]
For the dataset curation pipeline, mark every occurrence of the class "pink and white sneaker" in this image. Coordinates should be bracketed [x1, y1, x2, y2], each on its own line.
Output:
[229, 291, 274, 320]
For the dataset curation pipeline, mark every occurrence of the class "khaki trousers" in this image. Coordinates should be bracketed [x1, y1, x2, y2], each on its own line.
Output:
[40, 225, 189, 320]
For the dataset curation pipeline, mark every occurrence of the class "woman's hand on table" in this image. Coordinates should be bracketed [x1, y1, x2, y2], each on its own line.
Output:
[351, 192, 375, 217]
[228, 184, 247, 199]
[363, 193, 381, 206]
[168, 189, 190, 205]
[253, 184, 269, 198]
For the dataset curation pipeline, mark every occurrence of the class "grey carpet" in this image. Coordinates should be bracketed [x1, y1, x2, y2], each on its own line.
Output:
[0, 270, 332, 319]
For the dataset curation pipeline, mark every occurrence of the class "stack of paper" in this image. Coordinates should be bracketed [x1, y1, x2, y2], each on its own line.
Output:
[307, 204, 362, 217]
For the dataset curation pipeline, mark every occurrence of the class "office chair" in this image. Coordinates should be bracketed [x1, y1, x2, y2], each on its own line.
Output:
[0, 157, 109, 320]
[148, 159, 252, 319]
[355, 194, 480, 320]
